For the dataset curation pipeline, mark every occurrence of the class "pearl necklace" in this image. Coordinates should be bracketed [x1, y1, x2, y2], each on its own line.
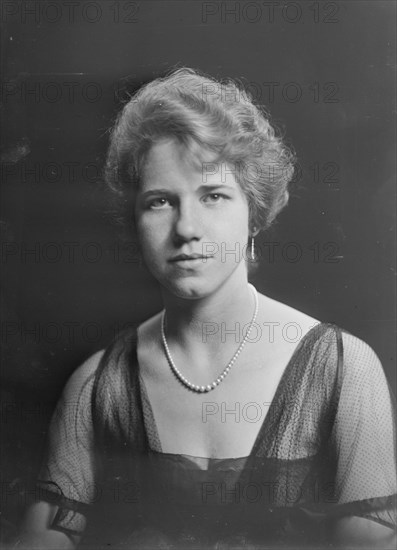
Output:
[161, 284, 259, 393]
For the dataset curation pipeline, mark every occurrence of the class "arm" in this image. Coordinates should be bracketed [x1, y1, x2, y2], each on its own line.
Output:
[15, 350, 105, 549]
[331, 331, 397, 547]
[334, 516, 396, 549]
[16, 502, 78, 549]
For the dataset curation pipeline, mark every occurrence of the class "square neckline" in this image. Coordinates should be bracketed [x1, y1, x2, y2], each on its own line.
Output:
[136, 321, 331, 463]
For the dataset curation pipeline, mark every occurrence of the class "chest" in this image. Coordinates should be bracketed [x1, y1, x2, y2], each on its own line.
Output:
[139, 352, 291, 459]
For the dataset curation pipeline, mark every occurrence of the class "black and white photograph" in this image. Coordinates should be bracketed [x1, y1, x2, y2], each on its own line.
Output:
[1, 1, 396, 548]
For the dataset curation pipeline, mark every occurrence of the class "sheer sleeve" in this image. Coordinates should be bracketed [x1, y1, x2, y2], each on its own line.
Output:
[331, 332, 396, 529]
[36, 351, 104, 538]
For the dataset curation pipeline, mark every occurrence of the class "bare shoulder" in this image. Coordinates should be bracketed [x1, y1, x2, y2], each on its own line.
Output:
[137, 311, 162, 343]
[136, 312, 164, 379]
[257, 292, 320, 343]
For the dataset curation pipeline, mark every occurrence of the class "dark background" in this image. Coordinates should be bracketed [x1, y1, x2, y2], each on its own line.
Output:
[1, 0, 396, 538]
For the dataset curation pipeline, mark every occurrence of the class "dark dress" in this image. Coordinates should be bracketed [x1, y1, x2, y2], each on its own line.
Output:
[37, 323, 397, 549]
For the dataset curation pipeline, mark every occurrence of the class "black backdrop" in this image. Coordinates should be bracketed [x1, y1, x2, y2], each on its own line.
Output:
[1, 0, 396, 535]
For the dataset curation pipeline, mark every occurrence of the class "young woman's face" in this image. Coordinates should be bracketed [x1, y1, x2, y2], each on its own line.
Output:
[135, 138, 251, 299]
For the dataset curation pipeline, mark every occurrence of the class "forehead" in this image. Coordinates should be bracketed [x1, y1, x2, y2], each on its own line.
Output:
[141, 138, 237, 188]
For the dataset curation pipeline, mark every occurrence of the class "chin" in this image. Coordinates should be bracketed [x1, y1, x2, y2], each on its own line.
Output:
[154, 264, 246, 301]
[160, 277, 217, 300]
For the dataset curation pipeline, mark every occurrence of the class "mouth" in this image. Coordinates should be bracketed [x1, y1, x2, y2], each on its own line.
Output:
[169, 254, 213, 263]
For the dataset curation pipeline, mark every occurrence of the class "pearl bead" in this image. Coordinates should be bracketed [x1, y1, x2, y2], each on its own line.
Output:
[161, 284, 258, 393]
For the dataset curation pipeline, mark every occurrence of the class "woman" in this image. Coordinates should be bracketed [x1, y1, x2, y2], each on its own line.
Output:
[17, 68, 396, 549]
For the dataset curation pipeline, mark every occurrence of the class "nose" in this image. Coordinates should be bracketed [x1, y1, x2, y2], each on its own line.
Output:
[173, 200, 203, 244]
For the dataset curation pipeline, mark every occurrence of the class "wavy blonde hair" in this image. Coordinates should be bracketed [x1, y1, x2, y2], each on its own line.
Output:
[105, 67, 295, 231]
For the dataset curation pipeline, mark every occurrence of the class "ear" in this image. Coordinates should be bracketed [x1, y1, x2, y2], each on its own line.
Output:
[250, 226, 260, 237]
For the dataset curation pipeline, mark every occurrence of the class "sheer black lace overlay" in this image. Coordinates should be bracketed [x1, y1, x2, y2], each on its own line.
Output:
[36, 323, 396, 547]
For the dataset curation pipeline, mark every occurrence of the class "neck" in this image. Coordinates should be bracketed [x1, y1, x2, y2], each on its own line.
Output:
[161, 272, 256, 349]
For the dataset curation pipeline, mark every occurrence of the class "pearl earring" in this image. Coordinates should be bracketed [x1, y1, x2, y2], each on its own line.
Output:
[250, 227, 258, 262]
[250, 235, 255, 261]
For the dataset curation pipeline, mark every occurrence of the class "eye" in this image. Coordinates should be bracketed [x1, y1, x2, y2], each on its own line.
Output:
[147, 197, 171, 209]
[202, 193, 227, 204]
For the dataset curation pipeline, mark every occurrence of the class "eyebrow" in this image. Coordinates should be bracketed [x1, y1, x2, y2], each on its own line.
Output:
[198, 184, 235, 193]
[138, 188, 172, 201]
[138, 184, 235, 201]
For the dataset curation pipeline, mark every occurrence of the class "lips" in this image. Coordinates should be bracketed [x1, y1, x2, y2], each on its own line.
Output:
[169, 254, 212, 262]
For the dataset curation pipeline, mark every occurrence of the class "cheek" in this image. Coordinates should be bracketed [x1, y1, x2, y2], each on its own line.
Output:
[227, 204, 250, 239]
[136, 217, 166, 249]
